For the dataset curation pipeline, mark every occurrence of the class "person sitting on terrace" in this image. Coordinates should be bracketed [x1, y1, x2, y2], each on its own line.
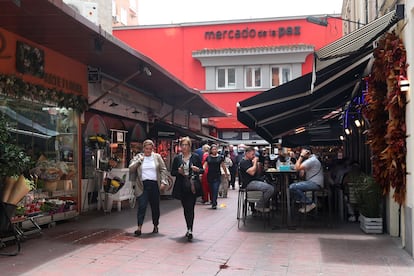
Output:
[289, 146, 324, 213]
[239, 146, 274, 212]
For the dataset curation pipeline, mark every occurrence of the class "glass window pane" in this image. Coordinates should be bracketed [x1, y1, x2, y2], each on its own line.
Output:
[254, 68, 261, 87]
[217, 68, 225, 88]
[272, 67, 280, 87]
[228, 68, 235, 87]
[282, 68, 290, 84]
[245, 68, 252, 87]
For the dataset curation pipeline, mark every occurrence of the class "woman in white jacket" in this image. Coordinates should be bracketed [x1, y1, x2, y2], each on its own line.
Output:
[129, 139, 169, 236]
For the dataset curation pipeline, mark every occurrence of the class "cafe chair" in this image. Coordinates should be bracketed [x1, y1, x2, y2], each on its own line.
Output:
[294, 172, 333, 227]
[237, 167, 271, 228]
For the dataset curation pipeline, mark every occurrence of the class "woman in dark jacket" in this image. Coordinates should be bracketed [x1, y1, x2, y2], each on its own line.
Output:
[171, 136, 204, 241]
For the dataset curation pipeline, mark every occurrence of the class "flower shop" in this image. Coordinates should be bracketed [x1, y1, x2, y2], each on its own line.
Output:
[0, 27, 87, 244]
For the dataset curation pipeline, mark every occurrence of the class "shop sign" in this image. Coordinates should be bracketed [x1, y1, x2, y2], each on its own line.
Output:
[14, 40, 83, 93]
[43, 72, 83, 93]
[205, 26, 301, 40]
[158, 131, 175, 138]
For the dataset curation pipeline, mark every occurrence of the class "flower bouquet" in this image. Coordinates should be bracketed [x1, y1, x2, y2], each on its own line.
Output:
[87, 134, 109, 149]
[104, 176, 125, 194]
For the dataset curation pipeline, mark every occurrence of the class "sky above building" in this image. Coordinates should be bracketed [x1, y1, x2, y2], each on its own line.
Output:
[138, 0, 344, 25]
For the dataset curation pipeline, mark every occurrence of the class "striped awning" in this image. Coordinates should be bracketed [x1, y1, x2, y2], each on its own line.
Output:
[315, 4, 404, 71]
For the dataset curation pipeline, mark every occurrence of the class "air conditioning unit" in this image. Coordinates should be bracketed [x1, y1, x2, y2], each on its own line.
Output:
[63, 0, 98, 25]
[112, 15, 120, 23]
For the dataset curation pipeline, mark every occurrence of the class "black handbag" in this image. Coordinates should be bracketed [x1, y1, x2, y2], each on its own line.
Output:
[189, 175, 203, 197]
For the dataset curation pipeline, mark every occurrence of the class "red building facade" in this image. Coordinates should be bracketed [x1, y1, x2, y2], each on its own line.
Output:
[114, 16, 342, 145]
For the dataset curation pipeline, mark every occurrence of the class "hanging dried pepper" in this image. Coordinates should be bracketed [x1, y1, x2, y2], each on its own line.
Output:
[362, 32, 407, 205]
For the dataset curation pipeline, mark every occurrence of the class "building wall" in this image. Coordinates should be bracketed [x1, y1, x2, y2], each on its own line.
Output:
[114, 17, 342, 139]
[404, 0, 414, 257]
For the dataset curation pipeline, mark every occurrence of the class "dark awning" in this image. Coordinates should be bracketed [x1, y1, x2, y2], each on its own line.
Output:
[281, 119, 343, 148]
[237, 5, 404, 144]
[149, 121, 228, 145]
[237, 53, 371, 142]
[0, 0, 226, 118]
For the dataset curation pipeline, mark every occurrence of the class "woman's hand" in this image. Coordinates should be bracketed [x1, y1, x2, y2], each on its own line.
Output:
[178, 165, 185, 175]
[160, 183, 167, 192]
[190, 165, 200, 173]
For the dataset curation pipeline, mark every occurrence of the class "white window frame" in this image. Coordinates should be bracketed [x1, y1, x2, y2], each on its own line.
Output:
[245, 66, 262, 89]
[120, 8, 128, 25]
[270, 65, 292, 87]
[216, 67, 236, 89]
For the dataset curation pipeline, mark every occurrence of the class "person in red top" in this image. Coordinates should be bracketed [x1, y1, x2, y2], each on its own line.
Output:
[200, 144, 211, 204]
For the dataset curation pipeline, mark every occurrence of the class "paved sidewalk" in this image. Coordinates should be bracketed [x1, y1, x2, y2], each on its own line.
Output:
[1, 188, 414, 275]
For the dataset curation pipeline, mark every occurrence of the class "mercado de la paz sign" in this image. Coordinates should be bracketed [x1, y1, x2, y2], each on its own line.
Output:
[204, 25, 301, 40]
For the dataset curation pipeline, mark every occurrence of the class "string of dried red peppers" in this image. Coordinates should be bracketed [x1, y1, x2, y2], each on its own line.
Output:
[363, 32, 407, 204]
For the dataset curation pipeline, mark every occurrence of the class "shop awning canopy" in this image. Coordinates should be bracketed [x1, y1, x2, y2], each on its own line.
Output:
[237, 53, 371, 142]
[237, 5, 404, 144]
[0, 0, 226, 118]
[150, 121, 228, 145]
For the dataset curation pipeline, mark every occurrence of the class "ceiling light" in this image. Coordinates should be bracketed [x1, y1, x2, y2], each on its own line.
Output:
[103, 98, 118, 107]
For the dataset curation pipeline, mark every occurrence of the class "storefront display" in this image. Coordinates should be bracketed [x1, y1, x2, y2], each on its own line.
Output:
[0, 99, 80, 228]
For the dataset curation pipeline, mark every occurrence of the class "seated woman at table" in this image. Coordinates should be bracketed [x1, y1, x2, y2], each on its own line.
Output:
[239, 146, 274, 212]
[289, 147, 324, 213]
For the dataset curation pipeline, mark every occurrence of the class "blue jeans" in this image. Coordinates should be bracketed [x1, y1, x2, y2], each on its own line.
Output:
[246, 180, 274, 208]
[137, 180, 160, 226]
[289, 180, 320, 204]
[208, 178, 221, 207]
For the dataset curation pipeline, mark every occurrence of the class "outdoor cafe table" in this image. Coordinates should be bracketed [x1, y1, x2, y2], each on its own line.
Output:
[265, 168, 297, 227]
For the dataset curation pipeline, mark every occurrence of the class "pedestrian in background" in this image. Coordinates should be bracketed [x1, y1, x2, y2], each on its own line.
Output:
[200, 144, 211, 204]
[203, 144, 228, 209]
[129, 139, 169, 237]
[171, 136, 204, 241]
[219, 150, 232, 198]
[228, 145, 237, 190]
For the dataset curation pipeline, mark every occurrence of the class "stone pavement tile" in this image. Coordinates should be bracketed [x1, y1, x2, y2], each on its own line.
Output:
[216, 267, 255, 275]
[184, 258, 224, 275]
[321, 263, 356, 276]
[286, 264, 321, 275]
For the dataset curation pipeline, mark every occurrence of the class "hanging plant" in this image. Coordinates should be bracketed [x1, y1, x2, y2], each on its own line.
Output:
[362, 32, 407, 205]
[382, 33, 407, 204]
[0, 74, 88, 113]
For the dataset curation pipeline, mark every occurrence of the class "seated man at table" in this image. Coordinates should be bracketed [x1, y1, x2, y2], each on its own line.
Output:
[239, 146, 274, 212]
[289, 146, 324, 213]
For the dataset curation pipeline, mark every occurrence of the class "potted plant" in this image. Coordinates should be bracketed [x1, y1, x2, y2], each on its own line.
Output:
[354, 173, 383, 234]
[0, 114, 34, 205]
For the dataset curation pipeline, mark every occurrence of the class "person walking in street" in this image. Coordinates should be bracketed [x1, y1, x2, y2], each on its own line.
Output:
[239, 146, 274, 212]
[289, 146, 324, 213]
[129, 139, 169, 236]
[228, 145, 237, 190]
[219, 150, 232, 198]
[200, 144, 211, 204]
[171, 136, 204, 241]
[203, 144, 229, 209]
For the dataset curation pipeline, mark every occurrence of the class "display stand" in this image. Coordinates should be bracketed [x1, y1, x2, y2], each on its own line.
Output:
[97, 168, 136, 213]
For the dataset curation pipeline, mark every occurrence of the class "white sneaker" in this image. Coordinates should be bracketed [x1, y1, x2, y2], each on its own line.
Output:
[304, 203, 316, 213]
[348, 215, 356, 222]
[256, 207, 270, 213]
